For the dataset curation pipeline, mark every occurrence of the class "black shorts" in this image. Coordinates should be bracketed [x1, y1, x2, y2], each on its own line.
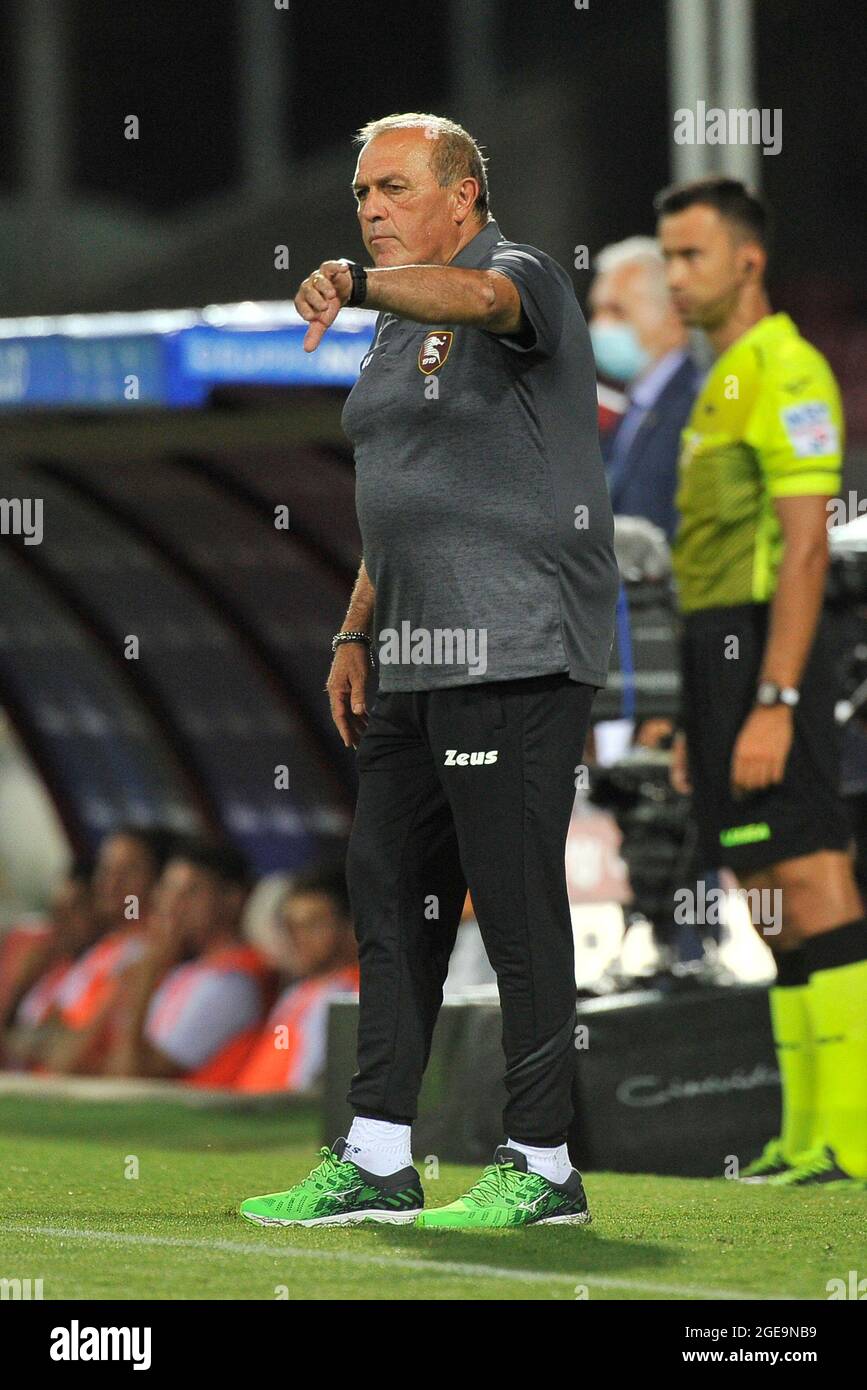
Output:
[680, 603, 853, 875]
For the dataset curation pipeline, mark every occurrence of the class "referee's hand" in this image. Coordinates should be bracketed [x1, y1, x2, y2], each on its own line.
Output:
[730, 706, 794, 796]
[326, 642, 370, 749]
[295, 260, 354, 353]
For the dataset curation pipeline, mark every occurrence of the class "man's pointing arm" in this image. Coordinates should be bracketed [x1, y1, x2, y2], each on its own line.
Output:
[295, 259, 522, 352]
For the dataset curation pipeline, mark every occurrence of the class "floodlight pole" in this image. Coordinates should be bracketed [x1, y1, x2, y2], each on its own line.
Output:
[239, 0, 293, 197]
[18, 0, 70, 205]
[667, 0, 760, 191]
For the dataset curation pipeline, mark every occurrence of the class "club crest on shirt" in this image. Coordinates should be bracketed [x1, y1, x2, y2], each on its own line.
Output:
[418, 330, 453, 374]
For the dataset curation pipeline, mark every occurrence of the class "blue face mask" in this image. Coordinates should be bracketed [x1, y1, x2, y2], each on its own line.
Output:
[589, 322, 650, 384]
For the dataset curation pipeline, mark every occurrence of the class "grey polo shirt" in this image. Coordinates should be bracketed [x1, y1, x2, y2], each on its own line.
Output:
[340, 217, 619, 692]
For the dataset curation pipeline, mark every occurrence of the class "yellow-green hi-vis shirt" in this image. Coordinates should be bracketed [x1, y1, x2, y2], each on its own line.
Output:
[672, 312, 843, 613]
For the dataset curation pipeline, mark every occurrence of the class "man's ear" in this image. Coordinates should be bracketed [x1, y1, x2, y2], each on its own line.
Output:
[740, 241, 766, 279]
[454, 177, 480, 222]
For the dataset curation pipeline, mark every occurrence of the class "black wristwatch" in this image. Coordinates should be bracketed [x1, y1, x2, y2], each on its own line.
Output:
[342, 260, 368, 308]
[755, 681, 800, 709]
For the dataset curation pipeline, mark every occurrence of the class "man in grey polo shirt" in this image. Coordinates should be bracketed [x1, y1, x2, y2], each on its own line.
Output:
[240, 113, 618, 1233]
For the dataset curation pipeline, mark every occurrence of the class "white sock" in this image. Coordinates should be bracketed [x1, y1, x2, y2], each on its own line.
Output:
[344, 1117, 412, 1176]
[507, 1139, 573, 1185]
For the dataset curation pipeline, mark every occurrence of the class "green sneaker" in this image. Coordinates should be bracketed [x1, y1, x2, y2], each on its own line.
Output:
[239, 1138, 424, 1227]
[416, 1146, 591, 1230]
[739, 1137, 793, 1183]
[767, 1143, 866, 1189]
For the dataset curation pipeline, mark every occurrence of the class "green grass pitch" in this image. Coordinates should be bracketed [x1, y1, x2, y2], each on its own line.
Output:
[1, 1095, 864, 1301]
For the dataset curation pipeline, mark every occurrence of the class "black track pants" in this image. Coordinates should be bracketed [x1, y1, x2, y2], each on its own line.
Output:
[345, 671, 596, 1144]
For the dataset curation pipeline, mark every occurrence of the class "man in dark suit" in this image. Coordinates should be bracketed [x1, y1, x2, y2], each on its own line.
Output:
[588, 239, 717, 975]
[589, 237, 701, 541]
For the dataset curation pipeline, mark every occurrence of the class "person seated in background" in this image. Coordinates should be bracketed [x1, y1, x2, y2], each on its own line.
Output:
[588, 235, 701, 541]
[233, 863, 358, 1094]
[0, 915, 54, 1040]
[103, 838, 273, 1085]
[39, 827, 175, 1075]
[1, 862, 97, 1069]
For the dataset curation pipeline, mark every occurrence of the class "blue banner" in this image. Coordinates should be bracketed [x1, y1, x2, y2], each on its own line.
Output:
[0, 308, 376, 410]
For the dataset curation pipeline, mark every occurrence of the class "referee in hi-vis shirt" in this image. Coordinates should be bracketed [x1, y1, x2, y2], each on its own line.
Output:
[658, 176, 867, 1189]
[241, 112, 618, 1231]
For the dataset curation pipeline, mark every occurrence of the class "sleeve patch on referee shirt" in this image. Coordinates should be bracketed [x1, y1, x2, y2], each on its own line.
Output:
[780, 400, 839, 457]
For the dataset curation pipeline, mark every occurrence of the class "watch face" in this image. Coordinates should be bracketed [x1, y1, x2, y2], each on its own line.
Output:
[757, 682, 799, 707]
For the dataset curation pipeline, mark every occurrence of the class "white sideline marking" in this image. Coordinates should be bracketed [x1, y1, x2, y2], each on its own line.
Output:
[0, 1224, 797, 1300]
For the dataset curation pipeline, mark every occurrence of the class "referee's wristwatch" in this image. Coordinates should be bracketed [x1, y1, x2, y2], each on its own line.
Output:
[755, 681, 800, 709]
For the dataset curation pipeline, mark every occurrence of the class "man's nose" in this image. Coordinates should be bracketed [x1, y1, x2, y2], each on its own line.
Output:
[360, 192, 387, 223]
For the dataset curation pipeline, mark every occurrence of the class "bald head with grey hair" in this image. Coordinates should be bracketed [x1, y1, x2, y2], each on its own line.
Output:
[350, 113, 492, 270]
[354, 112, 490, 224]
[352, 112, 489, 221]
